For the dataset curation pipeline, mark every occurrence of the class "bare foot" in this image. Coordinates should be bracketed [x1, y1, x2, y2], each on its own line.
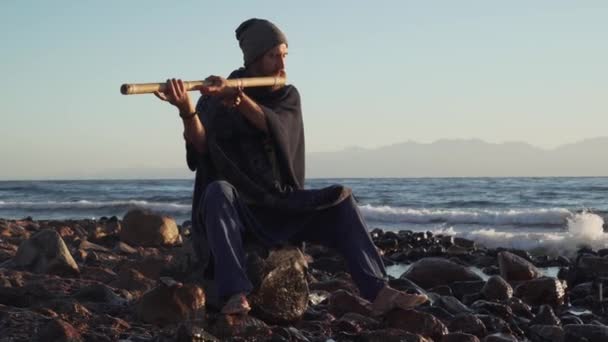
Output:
[371, 286, 429, 316]
[221, 293, 251, 315]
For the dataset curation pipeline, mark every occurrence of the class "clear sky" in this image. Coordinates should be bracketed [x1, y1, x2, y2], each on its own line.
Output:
[0, 1, 606, 179]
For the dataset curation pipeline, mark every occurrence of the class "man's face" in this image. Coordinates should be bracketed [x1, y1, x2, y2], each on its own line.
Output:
[252, 43, 288, 79]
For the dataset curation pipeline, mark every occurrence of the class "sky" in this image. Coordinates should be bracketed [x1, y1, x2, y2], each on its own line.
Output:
[0, 1, 606, 179]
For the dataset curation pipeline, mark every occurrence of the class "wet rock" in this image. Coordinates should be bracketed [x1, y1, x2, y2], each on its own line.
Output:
[435, 296, 473, 315]
[447, 245, 470, 257]
[327, 289, 371, 318]
[450, 281, 486, 300]
[441, 332, 481, 342]
[560, 314, 584, 325]
[448, 313, 487, 338]
[337, 312, 380, 330]
[470, 300, 513, 321]
[212, 314, 271, 340]
[73, 283, 127, 305]
[358, 329, 432, 342]
[120, 209, 181, 247]
[563, 324, 608, 342]
[250, 247, 309, 323]
[528, 325, 564, 342]
[482, 333, 517, 342]
[12, 229, 79, 277]
[271, 326, 311, 341]
[530, 305, 561, 326]
[514, 277, 566, 307]
[481, 276, 513, 301]
[136, 279, 205, 325]
[429, 285, 454, 296]
[498, 251, 541, 282]
[110, 268, 155, 297]
[505, 297, 533, 319]
[385, 309, 449, 341]
[476, 314, 511, 335]
[574, 255, 608, 284]
[401, 257, 483, 289]
[34, 318, 83, 342]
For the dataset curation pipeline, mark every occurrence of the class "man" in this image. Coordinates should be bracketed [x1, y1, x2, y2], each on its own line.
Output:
[155, 18, 428, 315]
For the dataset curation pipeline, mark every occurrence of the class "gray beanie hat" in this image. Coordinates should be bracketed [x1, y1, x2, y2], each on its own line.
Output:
[235, 18, 288, 66]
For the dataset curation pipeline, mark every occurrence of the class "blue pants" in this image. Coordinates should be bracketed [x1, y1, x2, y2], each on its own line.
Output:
[199, 180, 387, 301]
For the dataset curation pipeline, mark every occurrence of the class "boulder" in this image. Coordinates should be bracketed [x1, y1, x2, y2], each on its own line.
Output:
[447, 313, 487, 338]
[514, 277, 566, 307]
[498, 251, 541, 282]
[563, 324, 608, 342]
[528, 325, 564, 342]
[401, 257, 483, 289]
[385, 309, 448, 341]
[13, 229, 79, 277]
[481, 276, 513, 301]
[136, 278, 205, 325]
[120, 209, 181, 247]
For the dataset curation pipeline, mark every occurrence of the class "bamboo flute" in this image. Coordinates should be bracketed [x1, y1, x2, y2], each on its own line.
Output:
[120, 76, 286, 95]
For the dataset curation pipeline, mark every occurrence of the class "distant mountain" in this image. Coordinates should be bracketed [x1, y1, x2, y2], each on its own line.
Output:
[306, 137, 608, 178]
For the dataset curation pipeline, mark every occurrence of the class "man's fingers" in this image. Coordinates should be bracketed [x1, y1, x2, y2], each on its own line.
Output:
[153, 91, 167, 101]
[177, 79, 185, 97]
[169, 78, 179, 101]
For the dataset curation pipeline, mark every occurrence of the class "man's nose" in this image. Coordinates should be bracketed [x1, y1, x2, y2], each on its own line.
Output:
[277, 56, 285, 70]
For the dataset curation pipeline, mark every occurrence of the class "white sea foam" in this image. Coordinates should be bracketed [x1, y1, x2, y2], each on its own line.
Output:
[359, 204, 571, 226]
[0, 200, 191, 212]
[431, 212, 607, 255]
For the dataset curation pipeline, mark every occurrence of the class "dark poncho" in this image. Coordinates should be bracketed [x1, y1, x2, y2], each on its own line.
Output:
[186, 68, 351, 273]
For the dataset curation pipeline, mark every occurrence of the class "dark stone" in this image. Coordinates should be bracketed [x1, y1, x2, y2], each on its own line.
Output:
[482, 333, 517, 342]
[401, 258, 483, 289]
[441, 332, 481, 342]
[563, 324, 608, 342]
[212, 314, 272, 340]
[385, 309, 448, 341]
[530, 305, 561, 326]
[435, 296, 473, 315]
[481, 276, 513, 301]
[528, 325, 564, 342]
[514, 277, 566, 307]
[559, 315, 584, 325]
[13, 229, 80, 277]
[447, 313, 487, 338]
[358, 329, 431, 342]
[450, 281, 486, 300]
[309, 278, 359, 295]
[454, 238, 476, 249]
[505, 297, 533, 319]
[476, 314, 511, 335]
[470, 301, 513, 321]
[498, 251, 541, 282]
[429, 285, 454, 297]
[35, 318, 83, 342]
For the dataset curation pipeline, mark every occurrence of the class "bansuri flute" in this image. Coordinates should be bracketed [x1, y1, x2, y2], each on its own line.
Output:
[120, 76, 286, 95]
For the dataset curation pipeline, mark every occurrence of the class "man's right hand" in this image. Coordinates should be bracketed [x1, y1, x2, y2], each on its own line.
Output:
[154, 78, 195, 115]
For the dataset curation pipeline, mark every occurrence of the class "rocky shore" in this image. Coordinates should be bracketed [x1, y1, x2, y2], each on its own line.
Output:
[2, 210, 608, 341]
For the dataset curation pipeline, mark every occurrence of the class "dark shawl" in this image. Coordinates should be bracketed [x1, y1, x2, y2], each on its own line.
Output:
[186, 68, 351, 272]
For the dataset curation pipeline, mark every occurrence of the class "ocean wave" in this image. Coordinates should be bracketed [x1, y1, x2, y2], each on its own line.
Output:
[0, 200, 191, 213]
[359, 204, 572, 226]
[432, 212, 607, 256]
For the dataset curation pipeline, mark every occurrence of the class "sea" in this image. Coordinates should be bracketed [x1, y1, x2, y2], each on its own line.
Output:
[0, 177, 606, 256]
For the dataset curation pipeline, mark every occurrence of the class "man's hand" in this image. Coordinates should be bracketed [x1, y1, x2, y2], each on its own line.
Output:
[199, 75, 239, 99]
[154, 78, 195, 115]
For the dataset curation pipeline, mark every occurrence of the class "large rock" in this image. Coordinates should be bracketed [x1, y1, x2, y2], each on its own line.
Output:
[498, 251, 541, 282]
[573, 255, 608, 284]
[120, 209, 181, 247]
[401, 257, 483, 289]
[481, 276, 513, 301]
[528, 325, 564, 342]
[563, 324, 608, 342]
[514, 277, 566, 307]
[249, 247, 309, 323]
[385, 309, 448, 341]
[441, 333, 480, 342]
[136, 278, 205, 325]
[328, 289, 372, 318]
[447, 313, 487, 338]
[435, 296, 473, 315]
[529, 305, 560, 326]
[13, 229, 79, 277]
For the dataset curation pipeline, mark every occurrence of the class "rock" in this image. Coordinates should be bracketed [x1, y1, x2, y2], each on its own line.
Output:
[560, 315, 584, 325]
[448, 313, 487, 338]
[250, 247, 309, 323]
[435, 296, 473, 315]
[514, 277, 566, 307]
[429, 285, 454, 296]
[113, 241, 138, 254]
[441, 332, 481, 342]
[358, 329, 432, 342]
[482, 333, 517, 342]
[528, 325, 564, 342]
[450, 281, 486, 300]
[476, 314, 511, 335]
[498, 251, 541, 282]
[120, 209, 181, 247]
[401, 257, 483, 289]
[385, 309, 449, 341]
[13, 229, 79, 277]
[73, 283, 127, 305]
[110, 268, 155, 297]
[454, 237, 476, 249]
[136, 280, 205, 325]
[530, 305, 561, 326]
[447, 245, 470, 256]
[506, 297, 533, 319]
[481, 276, 513, 301]
[574, 255, 608, 283]
[327, 289, 371, 318]
[470, 300, 513, 321]
[212, 314, 271, 340]
[563, 324, 608, 342]
[35, 318, 83, 342]
[309, 278, 359, 295]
